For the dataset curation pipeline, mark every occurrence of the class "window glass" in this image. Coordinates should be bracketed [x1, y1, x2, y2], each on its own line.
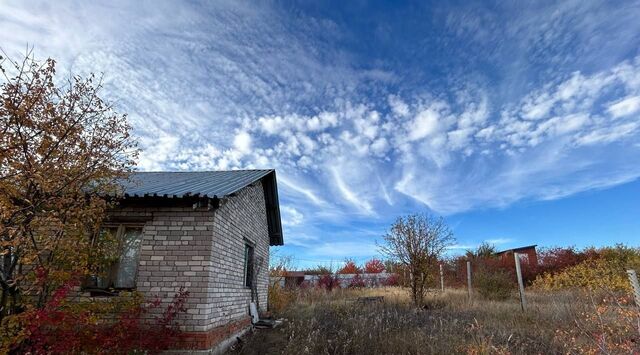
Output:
[114, 227, 143, 288]
[244, 243, 254, 288]
[92, 227, 119, 289]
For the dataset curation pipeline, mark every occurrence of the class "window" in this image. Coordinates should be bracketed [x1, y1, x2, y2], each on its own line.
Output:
[243, 242, 254, 288]
[86, 225, 143, 291]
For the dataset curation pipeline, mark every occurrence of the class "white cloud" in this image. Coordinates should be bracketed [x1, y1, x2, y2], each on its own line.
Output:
[370, 137, 389, 156]
[447, 128, 474, 150]
[2, 0, 640, 230]
[446, 244, 475, 250]
[521, 95, 554, 120]
[575, 121, 640, 146]
[388, 95, 410, 117]
[408, 107, 442, 141]
[330, 167, 373, 214]
[137, 133, 179, 171]
[233, 131, 252, 154]
[555, 113, 590, 135]
[280, 205, 304, 226]
[282, 233, 318, 248]
[607, 95, 640, 118]
[277, 175, 325, 206]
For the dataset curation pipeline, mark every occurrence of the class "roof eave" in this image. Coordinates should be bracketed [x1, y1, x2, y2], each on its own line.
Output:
[262, 170, 284, 246]
[496, 244, 538, 255]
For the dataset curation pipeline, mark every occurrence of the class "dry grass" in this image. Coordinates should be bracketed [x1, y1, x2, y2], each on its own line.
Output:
[231, 287, 640, 355]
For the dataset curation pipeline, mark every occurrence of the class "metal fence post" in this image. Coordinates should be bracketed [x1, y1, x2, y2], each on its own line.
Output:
[514, 252, 527, 311]
[466, 261, 472, 301]
[627, 269, 640, 308]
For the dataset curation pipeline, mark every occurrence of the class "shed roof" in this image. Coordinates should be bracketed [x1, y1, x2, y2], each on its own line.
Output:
[117, 170, 283, 246]
[495, 245, 537, 255]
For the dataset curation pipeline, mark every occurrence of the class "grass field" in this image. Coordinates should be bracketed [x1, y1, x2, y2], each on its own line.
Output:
[231, 287, 640, 355]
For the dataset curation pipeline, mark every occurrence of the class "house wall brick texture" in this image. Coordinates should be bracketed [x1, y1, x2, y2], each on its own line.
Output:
[108, 180, 270, 349]
[208, 181, 270, 329]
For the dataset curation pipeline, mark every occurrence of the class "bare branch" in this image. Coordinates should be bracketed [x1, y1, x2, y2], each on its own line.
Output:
[379, 213, 455, 306]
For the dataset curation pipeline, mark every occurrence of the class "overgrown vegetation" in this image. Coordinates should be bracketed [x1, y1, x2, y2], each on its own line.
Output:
[0, 52, 137, 316]
[0, 52, 186, 354]
[236, 286, 639, 355]
[380, 213, 454, 306]
[255, 244, 640, 354]
[441, 244, 640, 291]
[474, 269, 513, 301]
[1, 280, 189, 354]
[533, 245, 640, 291]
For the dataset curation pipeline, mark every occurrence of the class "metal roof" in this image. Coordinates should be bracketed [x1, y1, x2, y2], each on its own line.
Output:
[496, 245, 537, 254]
[120, 170, 274, 198]
[116, 169, 283, 246]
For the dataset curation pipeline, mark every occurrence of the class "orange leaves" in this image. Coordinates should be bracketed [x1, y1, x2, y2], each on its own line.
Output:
[364, 258, 385, 273]
[0, 52, 137, 321]
[555, 293, 640, 354]
[338, 259, 361, 274]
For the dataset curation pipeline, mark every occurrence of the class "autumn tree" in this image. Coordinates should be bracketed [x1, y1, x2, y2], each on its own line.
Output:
[380, 213, 454, 306]
[384, 260, 410, 286]
[338, 258, 361, 274]
[364, 258, 385, 273]
[0, 52, 137, 320]
[304, 265, 332, 275]
[465, 242, 497, 260]
[268, 249, 293, 287]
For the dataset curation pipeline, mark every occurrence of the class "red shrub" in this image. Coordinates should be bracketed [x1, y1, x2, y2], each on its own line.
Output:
[317, 274, 341, 291]
[364, 259, 385, 273]
[10, 280, 189, 354]
[439, 246, 623, 290]
[349, 274, 366, 288]
[535, 247, 589, 275]
[381, 274, 399, 286]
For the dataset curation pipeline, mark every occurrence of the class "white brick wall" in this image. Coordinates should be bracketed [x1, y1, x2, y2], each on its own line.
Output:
[108, 180, 270, 332]
[207, 181, 269, 329]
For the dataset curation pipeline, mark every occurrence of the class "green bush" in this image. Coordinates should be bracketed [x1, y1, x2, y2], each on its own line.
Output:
[475, 269, 514, 301]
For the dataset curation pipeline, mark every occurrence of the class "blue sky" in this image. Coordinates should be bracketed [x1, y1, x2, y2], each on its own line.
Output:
[1, 0, 639, 268]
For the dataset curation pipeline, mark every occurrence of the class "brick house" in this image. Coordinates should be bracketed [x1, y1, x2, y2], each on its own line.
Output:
[88, 170, 283, 353]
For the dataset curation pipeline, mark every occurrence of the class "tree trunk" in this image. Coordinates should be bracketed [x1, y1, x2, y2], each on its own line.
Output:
[0, 284, 21, 321]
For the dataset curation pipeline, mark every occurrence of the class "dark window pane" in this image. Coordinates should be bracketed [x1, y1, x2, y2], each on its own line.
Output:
[244, 244, 254, 287]
[115, 228, 143, 288]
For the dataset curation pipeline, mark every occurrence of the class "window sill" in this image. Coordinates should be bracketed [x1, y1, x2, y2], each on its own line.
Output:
[82, 288, 136, 298]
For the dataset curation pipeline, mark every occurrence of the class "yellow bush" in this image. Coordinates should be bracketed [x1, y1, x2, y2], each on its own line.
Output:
[532, 246, 640, 292]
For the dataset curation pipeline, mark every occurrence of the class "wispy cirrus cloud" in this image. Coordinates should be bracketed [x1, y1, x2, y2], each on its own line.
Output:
[1, 0, 640, 260]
